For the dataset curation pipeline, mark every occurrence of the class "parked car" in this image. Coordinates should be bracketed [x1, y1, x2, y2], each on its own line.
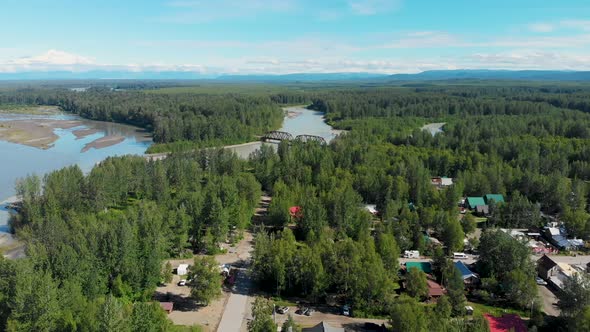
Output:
[277, 307, 289, 314]
[305, 308, 314, 316]
[295, 308, 305, 315]
[177, 279, 186, 286]
[536, 277, 548, 285]
[341, 305, 351, 316]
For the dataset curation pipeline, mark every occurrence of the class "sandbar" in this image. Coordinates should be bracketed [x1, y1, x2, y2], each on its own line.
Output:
[82, 135, 125, 152]
[0, 119, 82, 149]
[73, 128, 100, 139]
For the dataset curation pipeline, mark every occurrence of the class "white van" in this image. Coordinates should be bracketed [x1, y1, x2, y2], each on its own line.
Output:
[453, 252, 468, 259]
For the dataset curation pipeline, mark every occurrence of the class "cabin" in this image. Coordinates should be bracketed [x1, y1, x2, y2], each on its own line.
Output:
[484, 194, 505, 205]
[427, 280, 446, 301]
[431, 177, 453, 188]
[465, 197, 486, 212]
[303, 321, 344, 332]
[454, 261, 479, 285]
[537, 255, 559, 280]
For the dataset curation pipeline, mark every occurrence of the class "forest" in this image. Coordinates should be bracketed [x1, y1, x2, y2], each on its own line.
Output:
[1, 81, 590, 331]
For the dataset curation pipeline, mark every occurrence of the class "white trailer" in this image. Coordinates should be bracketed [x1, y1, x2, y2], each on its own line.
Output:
[403, 250, 420, 258]
[177, 263, 189, 276]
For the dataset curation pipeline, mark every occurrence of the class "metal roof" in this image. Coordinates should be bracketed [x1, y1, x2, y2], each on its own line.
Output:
[466, 197, 486, 209]
[454, 261, 477, 279]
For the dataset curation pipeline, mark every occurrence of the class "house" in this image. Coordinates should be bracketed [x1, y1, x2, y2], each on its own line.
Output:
[543, 227, 583, 250]
[303, 321, 344, 332]
[159, 302, 173, 314]
[537, 255, 558, 280]
[484, 194, 505, 205]
[454, 261, 479, 285]
[431, 177, 453, 188]
[427, 280, 446, 300]
[177, 264, 189, 276]
[405, 262, 432, 274]
[484, 314, 527, 332]
[465, 197, 486, 210]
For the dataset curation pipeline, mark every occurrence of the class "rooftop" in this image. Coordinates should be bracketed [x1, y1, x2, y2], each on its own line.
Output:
[484, 194, 505, 204]
[454, 261, 477, 279]
[406, 262, 432, 274]
[466, 197, 486, 209]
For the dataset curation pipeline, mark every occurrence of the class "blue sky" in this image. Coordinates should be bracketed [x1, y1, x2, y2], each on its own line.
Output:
[1, 0, 590, 74]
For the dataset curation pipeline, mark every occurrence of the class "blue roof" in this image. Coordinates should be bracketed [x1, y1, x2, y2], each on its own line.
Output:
[454, 261, 477, 279]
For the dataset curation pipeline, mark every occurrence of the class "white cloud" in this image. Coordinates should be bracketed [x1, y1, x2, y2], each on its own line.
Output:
[561, 20, 590, 31]
[528, 23, 555, 33]
[11, 50, 95, 66]
[348, 0, 402, 15]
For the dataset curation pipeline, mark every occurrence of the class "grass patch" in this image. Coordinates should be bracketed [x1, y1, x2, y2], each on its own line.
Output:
[0, 104, 61, 115]
[271, 297, 298, 307]
[467, 301, 529, 318]
[172, 325, 203, 332]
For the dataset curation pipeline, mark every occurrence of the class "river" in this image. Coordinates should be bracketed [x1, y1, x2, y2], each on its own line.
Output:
[0, 105, 336, 234]
[0, 112, 152, 232]
[226, 106, 341, 158]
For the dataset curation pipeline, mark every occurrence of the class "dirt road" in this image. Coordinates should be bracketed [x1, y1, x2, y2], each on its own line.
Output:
[537, 285, 560, 317]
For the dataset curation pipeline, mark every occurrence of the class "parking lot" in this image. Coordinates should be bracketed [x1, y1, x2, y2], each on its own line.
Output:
[273, 305, 387, 330]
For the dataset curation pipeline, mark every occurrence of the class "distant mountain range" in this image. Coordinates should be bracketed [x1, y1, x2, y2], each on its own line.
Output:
[387, 70, 590, 81]
[1, 69, 590, 82]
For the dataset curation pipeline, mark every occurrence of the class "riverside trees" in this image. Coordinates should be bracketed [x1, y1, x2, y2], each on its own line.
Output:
[1, 149, 260, 330]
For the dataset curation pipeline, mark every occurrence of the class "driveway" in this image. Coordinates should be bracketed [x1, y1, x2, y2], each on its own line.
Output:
[537, 285, 560, 317]
[216, 231, 255, 332]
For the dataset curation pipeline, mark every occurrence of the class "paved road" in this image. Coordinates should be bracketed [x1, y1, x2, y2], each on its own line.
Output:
[217, 230, 255, 332]
[217, 269, 253, 332]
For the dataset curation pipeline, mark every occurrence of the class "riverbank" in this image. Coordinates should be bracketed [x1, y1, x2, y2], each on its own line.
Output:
[0, 118, 83, 149]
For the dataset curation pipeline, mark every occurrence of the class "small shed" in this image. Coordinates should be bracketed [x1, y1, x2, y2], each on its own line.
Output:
[159, 302, 174, 314]
[303, 321, 344, 332]
[177, 264, 189, 276]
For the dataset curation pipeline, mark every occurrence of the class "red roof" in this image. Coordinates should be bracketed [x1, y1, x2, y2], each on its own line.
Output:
[484, 314, 527, 332]
[289, 206, 302, 217]
[427, 280, 446, 297]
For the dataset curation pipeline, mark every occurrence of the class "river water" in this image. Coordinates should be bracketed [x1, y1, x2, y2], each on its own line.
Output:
[0, 113, 152, 231]
[0, 105, 336, 232]
[226, 106, 340, 158]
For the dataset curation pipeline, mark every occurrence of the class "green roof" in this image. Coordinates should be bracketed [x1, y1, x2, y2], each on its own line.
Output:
[466, 197, 486, 209]
[484, 194, 505, 204]
[406, 262, 432, 274]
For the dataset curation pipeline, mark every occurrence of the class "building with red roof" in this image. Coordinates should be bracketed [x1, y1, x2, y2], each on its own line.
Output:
[426, 279, 446, 300]
[484, 314, 527, 332]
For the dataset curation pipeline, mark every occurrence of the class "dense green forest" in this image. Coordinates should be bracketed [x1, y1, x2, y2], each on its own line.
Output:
[0, 87, 284, 152]
[0, 150, 259, 331]
[2, 82, 590, 330]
